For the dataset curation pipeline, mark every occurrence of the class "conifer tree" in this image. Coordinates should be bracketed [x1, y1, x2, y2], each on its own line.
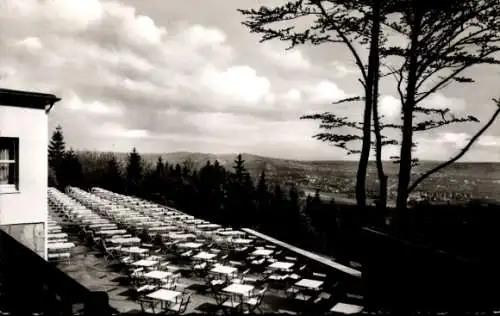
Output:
[58, 148, 83, 190]
[126, 147, 143, 195]
[48, 125, 66, 168]
[102, 155, 123, 193]
[255, 170, 270, 229]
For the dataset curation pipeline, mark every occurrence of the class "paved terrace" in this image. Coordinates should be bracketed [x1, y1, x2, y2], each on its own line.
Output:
[242, 228, 362, 278]
[47, 187, 364, 315]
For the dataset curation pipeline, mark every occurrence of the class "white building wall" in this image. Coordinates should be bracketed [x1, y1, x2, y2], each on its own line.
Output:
[0, 105, 48, 258]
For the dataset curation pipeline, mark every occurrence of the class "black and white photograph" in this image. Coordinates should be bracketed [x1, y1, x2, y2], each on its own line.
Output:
[0, 0, 500, 315]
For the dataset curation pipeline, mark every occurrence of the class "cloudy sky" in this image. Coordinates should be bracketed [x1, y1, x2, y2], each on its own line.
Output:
[1, 0, 500, 161]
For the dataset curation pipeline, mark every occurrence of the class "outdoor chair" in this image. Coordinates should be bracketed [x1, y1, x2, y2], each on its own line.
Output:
[221, 294, 241, 312]
[78, 227, 89, 241]
[209, 279, 226, 294]
[243, 286, 267, 313]
[101, 240, 121, 262]
[161, 279, 177, 291]
[286, 285, 301, 298]
[231, 268, 250, 284]
[138, 297, 160, 314]
[161, 274, 181, 290]
[192, 262, 208, 277]
[312, 291, 332, 308]
[85, 231, 101, 249]
[165, 293, 191, 315]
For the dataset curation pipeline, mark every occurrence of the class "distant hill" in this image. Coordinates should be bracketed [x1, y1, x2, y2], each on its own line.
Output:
[76, 150, 500, 203]
[107, 151, 326, 176]
[82, 150, 500, 181]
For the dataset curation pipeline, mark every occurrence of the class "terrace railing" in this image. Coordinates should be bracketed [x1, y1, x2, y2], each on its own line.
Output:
[0, 229, 113, 315]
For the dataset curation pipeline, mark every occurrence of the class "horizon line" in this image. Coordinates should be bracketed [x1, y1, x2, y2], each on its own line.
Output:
[73, 148, 500, 164]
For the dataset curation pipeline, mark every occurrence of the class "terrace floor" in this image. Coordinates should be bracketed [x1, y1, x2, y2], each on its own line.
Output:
[56, 236, 306, 314]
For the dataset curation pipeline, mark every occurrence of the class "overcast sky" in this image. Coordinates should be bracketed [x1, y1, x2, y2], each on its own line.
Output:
[1, 0, 500, 161]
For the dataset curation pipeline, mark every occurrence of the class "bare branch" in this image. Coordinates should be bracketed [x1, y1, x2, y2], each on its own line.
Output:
[310, 0, 368, 82]
[408, 100, 500, 193]
[332, 96, 365, 105]
[416, 49, 500, 103]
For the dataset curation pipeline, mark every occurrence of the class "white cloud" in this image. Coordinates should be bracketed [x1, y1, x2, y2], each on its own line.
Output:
[16, 36, 42, 50]
[331, 61, 357, 77]
[0, 0, 234, 105]
[380, 95, 401, 118]
[0, 0, 492, 160]
[63, 91, 123, 116]
[200, 65, 271, 103]
[307, 80, 348, 103]
[380, 93, 467, 119]
[421, 93, 467, 112]
[435, 132, 469, 148]
[477, 135, 500, 147]
[186, 112, 261, 135]
[49, 0, 103, 29]
[262, 45, 311, 70]
[183, 24, 227, 46]
[283, 88, 302, 103]
[96, 122, 149, 139]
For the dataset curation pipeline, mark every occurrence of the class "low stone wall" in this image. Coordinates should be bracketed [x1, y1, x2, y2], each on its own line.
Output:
[0, 222, 45, 258]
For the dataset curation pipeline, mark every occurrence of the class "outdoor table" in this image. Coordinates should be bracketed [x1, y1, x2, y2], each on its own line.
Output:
[169, 233, 196, 240]
[48, 238, 68, 244]
[148, 226, 175, 232]
[211, 265, 238, 276]
[295, 279, 324, 290]
[193, 251, 217, 261]
[82, 218, 107, 224]
[109, 237, 141, 245]
[231, 238, 253, 244]
[196, 223, 220, 229]
[89, 223, 116, 229]
[269, 261, 294, 270]
[252, 249, 273, 256]
[97, 229, 127, 236]
[218, 230, 245, 236]
[177, 242, 203, 249]
[140, 221, 162, 227]
[330, 302, 364, 314]
[147, 289, 181, 304]
[47, 242, 75, 251]
[144, 270, 172, 281]
[48, 233, 68, 239]
[131, 259, 159, 268]
[223, 283, 255, 297]
[123, 247, 149, 255]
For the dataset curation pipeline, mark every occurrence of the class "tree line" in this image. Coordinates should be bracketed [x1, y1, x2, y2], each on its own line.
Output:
[48, 126, 362, 261]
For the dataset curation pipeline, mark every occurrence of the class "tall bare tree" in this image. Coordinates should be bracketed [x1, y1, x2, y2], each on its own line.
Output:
[239, 0, 386, 209]
[379, 0, 500, 210]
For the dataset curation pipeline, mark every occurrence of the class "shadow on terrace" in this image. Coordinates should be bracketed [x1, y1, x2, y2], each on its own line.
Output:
[0, 228, 115, 315]
[47, 186, 363, 315]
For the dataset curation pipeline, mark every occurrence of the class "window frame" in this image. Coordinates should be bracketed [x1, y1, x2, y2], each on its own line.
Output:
[0, 137, 19, 193]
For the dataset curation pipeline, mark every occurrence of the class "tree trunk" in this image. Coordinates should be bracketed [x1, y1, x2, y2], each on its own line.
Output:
[355, 32, 378, 212]
[396, 13, 421, 212]
[370, 0, 386, 212]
